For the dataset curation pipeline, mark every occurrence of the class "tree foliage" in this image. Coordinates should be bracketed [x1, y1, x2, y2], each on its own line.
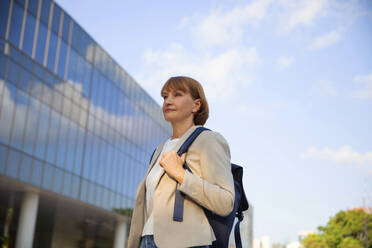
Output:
[302, 209, 372, 248]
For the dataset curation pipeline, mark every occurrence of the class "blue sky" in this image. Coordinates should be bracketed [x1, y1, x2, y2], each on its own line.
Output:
[56, 0, 372, 243]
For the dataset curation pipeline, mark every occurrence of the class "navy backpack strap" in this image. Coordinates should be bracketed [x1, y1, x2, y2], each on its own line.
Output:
[173, 127, 210, 222]
[234, 210, 244, 248]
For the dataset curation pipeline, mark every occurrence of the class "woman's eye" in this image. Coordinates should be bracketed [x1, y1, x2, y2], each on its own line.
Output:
[175, 93, 181, 96]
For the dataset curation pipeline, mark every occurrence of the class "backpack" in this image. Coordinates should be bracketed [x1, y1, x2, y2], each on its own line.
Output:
[161, 127, 249, 248]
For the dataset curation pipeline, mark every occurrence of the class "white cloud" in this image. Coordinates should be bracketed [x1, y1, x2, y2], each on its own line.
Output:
[301, 145, 372, 169]
[138, 43, 260, 103]
[277, 56, 294, 69]
[307, 28, 343, 50]
[351, 73, 372, 100]
[0, 80, 157, 152]
[192, 0, 272, 47]
[279, 0, 329, 32]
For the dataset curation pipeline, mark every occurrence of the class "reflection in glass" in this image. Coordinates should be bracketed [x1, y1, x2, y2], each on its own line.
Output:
[62, 172, 71, 196]
[80, 179, 88, 202]
[73, 126, 84, 175]
[8, 3, 24, 47]
[0, 144, 7, 174]
[0, 1, 10, 37]
[61, 12, 70, 42]
[31, 159, 43, 186]
[46, 32, 58, 71]
[19, 153, 32, 182]
[9, 89, 29, 151]
[7, 60, 20, 85]
[57, 40, 67, 79]
[34, 102, 49, 160]
[0, 82, 16, 146]
[28, 0, 39, 17]
[71, 174, 79, 199]
[42, 162, 54, 190]
[51, 4, 61, 34]
[65, 119, 77, 173]
[35, 23, 48, 65]
[6, 149, 20, 178]
[0, 54, 6, 78]
[45, 108, 60, 165]
[40, 0, 51, 24]
[53, 167, 63, 193]
[56, 115, 68, 168]
[19, 67, 32, 93]
[22, 13, 36, 57]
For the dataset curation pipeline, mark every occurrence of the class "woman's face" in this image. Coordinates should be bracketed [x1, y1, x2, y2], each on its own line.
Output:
[162, 88, 200, 124]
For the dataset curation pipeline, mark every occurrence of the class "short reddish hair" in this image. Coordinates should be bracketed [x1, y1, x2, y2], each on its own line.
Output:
[161, 76, 209, 125]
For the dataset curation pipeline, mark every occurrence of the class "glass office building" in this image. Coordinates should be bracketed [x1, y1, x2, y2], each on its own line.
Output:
[0, 0, 171, 247]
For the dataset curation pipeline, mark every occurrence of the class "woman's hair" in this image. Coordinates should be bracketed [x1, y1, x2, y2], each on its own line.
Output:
[161, 76, 209, 125]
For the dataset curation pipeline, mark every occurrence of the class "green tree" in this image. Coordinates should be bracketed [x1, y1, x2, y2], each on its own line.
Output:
[302, 209, 372, 248]
[338, 237, 363, 248]
[302, 233, 329, 248]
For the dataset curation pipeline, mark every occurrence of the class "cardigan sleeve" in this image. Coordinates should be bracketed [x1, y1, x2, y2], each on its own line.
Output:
[178, 131, 235, 216]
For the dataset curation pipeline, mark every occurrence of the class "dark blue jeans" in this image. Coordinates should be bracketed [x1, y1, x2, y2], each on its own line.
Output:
[140, 235, 211, 248]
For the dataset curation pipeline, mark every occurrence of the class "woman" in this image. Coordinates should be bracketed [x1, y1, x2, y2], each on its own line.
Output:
[127, 76, 235, 248]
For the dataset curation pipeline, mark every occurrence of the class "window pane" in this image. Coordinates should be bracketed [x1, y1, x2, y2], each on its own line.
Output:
[64, 120, 76, 172]
[51, 4, 61, 34]
[46, 32, 57, 71]
[22, 95, 38, 155]
[87, 182, 95, 205]
[19, 153, 32, 182]
[62, 172, 71, 196]
[0, 82, 16, 145]
[6, 148, 20, 178]
[57, 40, 67, 78]
[82, 132, 92, 179]
[71, 23, 80, 52]
[33, 103, 50, 160]
[9, 89, 29, 151]
[0, 144, 8, 174]
[45, 108, 59, 165]
[22, 12, 36, 57]
[71, 175, 79, 199]
[40, 0, 51, 25]
[67, 49, 76, 84]
[31, 159, 43, 186]
[7, 60, 20, 85]
[0, 0, 11, 37]
[28, 0, 39, 17]
[42, 162, 54, 190]
[80, 179, 88, 202]
[61, 12, 70, 42]
[8, 3, 24, 47]
[56, 115, 68, 168]
[73, 126, 84, 175]
[18, 68, 32, 93]
[0, 54, 7, 79]
[53, 167, 63, 193]
[35, 23, 47, 65]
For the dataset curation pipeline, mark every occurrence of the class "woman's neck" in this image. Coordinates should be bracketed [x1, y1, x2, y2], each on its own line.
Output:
[171, 120, 195, 140]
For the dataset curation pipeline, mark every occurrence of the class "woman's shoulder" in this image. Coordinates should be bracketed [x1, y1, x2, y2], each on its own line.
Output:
[196, 128, 229, 147]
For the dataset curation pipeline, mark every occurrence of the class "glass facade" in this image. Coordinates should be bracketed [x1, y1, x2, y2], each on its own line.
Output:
[0, 0, 171, 215]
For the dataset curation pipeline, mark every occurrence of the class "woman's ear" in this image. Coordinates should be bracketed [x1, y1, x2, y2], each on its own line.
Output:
[193, 98, 201, 113]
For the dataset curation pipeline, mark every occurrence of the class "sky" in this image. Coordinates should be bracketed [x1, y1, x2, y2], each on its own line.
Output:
[56, 0, 372, 244]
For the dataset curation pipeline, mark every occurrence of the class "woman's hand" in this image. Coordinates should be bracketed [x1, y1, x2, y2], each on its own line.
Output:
[159, 151, 186, 184]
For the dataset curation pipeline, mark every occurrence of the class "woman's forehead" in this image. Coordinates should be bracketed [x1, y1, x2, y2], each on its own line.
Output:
[162, 86, 188, 94]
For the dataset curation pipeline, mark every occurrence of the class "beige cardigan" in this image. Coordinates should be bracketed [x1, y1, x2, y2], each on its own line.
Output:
[127, 125, 235, 248]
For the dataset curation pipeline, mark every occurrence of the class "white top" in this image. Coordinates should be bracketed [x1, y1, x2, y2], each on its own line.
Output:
[142, 137, 180, 236]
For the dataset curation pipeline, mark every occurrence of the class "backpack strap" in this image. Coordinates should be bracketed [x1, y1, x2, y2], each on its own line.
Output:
[234, 210, 244, 248]
[173, 127, 210, 222]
